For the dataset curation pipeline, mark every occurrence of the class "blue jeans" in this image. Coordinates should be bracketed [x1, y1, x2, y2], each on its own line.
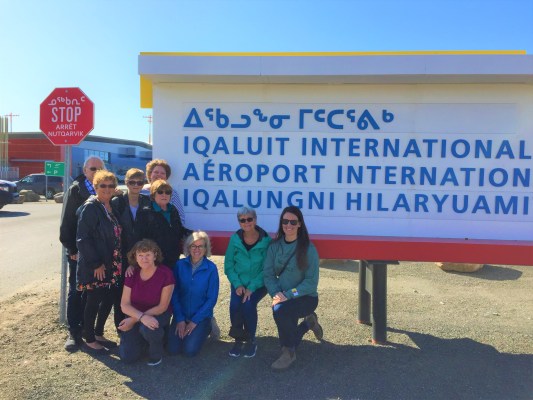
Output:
[273, 295, 318, 348]
[66, 254, 85, 336]
[119, 311, 171, 363]
[167, 318, 211, 357]
[229, 285, 267, 342]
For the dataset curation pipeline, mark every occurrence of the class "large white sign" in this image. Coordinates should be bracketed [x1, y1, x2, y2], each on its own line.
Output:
[154, 83, 532, 241]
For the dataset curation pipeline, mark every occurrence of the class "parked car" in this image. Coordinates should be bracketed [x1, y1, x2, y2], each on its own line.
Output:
[15, 174, 64, 199]
[0, 179, 20, 209]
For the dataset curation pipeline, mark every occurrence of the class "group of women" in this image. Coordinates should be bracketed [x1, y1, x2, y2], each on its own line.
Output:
[74, 158, 322, 370]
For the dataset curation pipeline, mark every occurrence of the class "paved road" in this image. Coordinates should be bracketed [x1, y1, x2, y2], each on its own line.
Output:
[0, 201, 63, 300]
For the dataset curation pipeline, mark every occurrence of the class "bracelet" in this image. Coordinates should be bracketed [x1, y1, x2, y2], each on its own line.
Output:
[138, 313, 144, 322]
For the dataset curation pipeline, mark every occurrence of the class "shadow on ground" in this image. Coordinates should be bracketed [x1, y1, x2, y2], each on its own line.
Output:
[91, 329, 532, 400]
[445, 264, 523, 281]
[0, 210, 30, 218]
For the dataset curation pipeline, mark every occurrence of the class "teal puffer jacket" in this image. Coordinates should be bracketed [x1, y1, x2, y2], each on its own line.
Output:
[224, 226, 272, 293]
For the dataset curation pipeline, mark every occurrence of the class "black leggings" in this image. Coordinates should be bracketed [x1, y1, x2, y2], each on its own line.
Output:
[83, 287, 114, 343]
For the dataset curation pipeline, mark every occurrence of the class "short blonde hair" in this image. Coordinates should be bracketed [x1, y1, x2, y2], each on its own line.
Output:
[127, 239, 163, 267]
[125, 168, 144, 182]
[146, 159, 171, 182]
[150, 179, 173, 200]
[183, 231, 212, 257]
[92, 170, 117, 187]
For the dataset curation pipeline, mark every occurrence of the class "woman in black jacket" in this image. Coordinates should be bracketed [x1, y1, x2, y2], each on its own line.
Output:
[76, 170, 122, 353]
[137, 179, 191, 269]
[111, 168, 151, 327]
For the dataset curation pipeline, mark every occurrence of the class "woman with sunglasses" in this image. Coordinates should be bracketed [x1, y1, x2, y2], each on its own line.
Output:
[111, 168, 151, 328]
[137, 180, 191, 270]
[263, 206, 323, 370]
[224, 206, 271, 358]
[168, 231, 219, 357]
[141, 159, 185, 225]
[141, 159, 221, 339]
[76, 170, 122, 353]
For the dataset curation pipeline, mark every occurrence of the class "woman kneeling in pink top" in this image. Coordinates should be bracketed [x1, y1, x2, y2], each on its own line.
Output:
[118, 239, 175, 366]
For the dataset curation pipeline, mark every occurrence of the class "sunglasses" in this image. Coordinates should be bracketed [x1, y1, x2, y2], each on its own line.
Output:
[190, 244, 205, 250]
[98, 184, 117, 189]
[156, 190, 172, 195]
[88, 167, 102, 172]
[282, 219, 299, 226]
[127, 180, 144, 186]
[239, 217, 254, 223]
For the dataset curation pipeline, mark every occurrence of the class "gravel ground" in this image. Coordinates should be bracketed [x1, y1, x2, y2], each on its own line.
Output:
[0, 258, 531, 400]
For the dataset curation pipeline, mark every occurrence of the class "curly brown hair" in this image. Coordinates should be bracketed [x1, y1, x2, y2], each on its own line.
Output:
[127, 239, 164, 267]
[146, 159, 171, 182]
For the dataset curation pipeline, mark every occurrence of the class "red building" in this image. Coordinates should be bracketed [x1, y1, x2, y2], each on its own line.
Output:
[8, 133, 64, 177]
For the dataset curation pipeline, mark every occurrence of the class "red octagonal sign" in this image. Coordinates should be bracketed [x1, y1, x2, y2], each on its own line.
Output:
[40, 87, 94, 146]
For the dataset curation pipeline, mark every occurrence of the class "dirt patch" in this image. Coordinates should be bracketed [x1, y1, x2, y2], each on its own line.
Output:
[1, 258, 532, 400]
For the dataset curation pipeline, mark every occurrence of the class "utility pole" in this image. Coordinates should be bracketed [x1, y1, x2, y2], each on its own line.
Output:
[1, 113, 19, 179]
[4, 113, 20, 134]
[143, 115, 153, 144]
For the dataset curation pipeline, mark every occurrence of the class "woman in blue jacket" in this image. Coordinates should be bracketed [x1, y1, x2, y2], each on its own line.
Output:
[168, 231, 219, 357]
[224, 206, 271, 358]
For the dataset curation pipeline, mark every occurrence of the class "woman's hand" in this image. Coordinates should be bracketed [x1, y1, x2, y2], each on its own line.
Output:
[125, 265, 135, 278]
[272, 291, 287, 307]
[185, 321, 197, 336]
[242, 288, 253, 303]
[117, 317, 136, 332]
[176, 321, 187, 339]
[235, 286, 245, 296]
[140, 314, 159, 330]
[94, 265, 106, 281]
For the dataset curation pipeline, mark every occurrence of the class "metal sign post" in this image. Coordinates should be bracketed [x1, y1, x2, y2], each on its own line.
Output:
[39, 87, 94, 325]
[58, 147, 72, 324]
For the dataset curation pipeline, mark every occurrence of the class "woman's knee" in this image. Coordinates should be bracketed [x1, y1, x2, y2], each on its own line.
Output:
[139, 324, 165, 341]
[182, 345, 201, 357]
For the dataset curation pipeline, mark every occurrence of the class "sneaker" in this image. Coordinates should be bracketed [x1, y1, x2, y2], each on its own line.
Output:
[64, 333, 79, 352]
[229, 341, 243, 357]
[210, 317, 221, 341]
[305, 312, 324, 340]
[147, 357, 162, 366]
[271, 347, 296, 370]
[243, 342, 257, 358]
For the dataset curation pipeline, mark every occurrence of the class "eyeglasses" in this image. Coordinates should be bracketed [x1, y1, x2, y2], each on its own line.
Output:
[239, 217, 254, 223]
[88, 167, 102, 172]
[98, 184, 117, 189]
[190, 244, 205, 250]
[282, 219, 299, 226]
[156, 190, 172, 195]
[127, 180, 144, 186]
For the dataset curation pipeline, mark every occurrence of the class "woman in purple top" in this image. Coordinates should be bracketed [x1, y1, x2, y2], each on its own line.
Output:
[118, 239, 175, 366]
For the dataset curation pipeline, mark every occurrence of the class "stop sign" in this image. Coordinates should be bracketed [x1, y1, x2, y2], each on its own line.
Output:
[40, 87, 94, 146]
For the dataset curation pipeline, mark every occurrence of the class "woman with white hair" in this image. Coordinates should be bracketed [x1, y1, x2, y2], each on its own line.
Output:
[167, 231, 219, 357]
[224, 206, 271, 358]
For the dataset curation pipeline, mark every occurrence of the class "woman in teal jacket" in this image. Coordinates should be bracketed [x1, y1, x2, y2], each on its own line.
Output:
[263, 206, 323, 370]
[224, 206, 271, 358]
[168, 231, 219, 357]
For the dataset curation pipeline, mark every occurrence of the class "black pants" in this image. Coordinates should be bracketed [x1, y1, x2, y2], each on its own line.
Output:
[83, 287, 114, 343]
[112, 282, 125, 329]
[67, 255, 86, 336]
[273, 295, 318, 349]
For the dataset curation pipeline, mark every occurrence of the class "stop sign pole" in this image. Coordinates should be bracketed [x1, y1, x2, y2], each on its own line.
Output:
[40, 87, 94, 324]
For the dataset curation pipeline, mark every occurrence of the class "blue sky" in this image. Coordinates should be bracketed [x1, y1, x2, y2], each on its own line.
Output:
[1, 0, 532, 144]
